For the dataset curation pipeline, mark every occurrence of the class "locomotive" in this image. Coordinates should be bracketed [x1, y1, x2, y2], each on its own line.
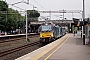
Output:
[38, 22, 66, 43]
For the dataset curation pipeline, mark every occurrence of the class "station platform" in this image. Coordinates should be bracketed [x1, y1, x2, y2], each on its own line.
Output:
[16, 32, 90, 60]
[0, 33, 38, 38]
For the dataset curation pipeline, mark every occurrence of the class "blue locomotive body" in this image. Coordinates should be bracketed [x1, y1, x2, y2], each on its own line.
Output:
[38, 22, 66, 43]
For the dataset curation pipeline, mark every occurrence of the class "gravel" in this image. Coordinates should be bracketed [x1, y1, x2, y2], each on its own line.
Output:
[0, 36, 40, 60]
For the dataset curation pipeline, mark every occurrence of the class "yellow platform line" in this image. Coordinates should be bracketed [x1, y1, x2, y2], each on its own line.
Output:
[31, 34, 69, 60]
[44, 34, 70, 60]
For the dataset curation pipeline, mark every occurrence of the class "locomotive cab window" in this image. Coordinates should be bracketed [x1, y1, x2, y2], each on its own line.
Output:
[42, 25, 52, 31]
[38, 24, 55, 33]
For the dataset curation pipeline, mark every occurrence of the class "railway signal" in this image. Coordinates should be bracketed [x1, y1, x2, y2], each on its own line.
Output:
[73, 18, 88, 26]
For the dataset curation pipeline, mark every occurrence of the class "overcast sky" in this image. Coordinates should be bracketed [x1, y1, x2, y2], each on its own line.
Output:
[6, 0, 90, 20]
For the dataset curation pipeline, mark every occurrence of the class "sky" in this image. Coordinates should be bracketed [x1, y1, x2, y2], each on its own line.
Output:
[6, 0, 90, 20]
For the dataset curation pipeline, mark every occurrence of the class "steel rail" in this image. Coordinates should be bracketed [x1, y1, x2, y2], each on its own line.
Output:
[0, 41, 40, 57]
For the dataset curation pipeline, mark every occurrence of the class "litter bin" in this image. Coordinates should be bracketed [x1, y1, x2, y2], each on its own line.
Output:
[85, 38, 89, 45]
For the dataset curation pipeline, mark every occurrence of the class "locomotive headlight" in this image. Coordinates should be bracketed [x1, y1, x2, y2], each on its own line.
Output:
[51, 34, 53, 37]
[40, 35, 43, 37]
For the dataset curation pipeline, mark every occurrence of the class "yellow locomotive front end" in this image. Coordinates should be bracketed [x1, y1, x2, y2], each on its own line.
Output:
[38, 24, 55, 43]
[40, 31, 54, 43]
[40, 32, 53, 38]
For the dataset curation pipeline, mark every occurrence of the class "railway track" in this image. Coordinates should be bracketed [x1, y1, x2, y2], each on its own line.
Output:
[0, 35, 39, 43]
[0, 41, 40, 57]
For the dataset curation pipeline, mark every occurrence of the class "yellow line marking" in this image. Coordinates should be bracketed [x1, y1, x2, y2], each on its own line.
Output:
[30, 34, 69, 60]
[44, 34, 70, 60]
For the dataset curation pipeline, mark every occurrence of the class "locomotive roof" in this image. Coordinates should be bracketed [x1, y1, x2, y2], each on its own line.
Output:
[41, 22, 55, 26]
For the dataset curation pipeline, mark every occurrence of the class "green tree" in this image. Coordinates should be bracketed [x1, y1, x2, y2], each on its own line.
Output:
[18, 20, 24, 28]
[0, 1, 8, 31]
[6, 8, 24, 31]
[27, 10, 40, 22]
[0, 1, 8, 11]
[0, 1, 25, 32]
[27, 10, 40, 18]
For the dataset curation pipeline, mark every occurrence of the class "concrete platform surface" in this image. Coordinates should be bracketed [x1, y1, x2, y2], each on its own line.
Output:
[40, 33, 90, 60]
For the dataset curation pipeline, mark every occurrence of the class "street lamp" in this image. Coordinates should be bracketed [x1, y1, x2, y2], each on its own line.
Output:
[82, 0, 85, 45]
